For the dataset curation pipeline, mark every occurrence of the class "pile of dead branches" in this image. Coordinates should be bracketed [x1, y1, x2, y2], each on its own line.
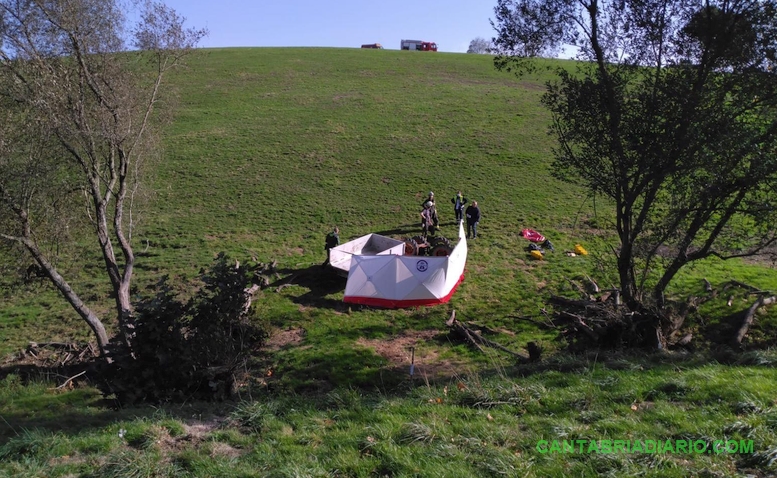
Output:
[3, 342, 98, 369]
[546, 278, 776, 351]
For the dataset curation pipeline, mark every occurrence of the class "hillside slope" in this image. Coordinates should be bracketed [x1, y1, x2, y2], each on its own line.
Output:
[1, 47, 593, 354]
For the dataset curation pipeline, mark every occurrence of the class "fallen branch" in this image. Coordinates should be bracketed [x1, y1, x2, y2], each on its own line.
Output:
[584, 275, 600, 294]
[275, 272, 300, 293]
[506, 314, 556, 329]
[732, 295, 777, 347]
[565, 277, 589, 299]
[724, 280, 761, 292]
[445, 311, 528, 360]
[557, 311, 600, 342]
[549, 295, 595, 308]
[51, 371, 86, 390]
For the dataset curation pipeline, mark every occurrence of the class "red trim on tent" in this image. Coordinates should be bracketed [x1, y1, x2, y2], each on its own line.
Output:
[343, 274, 465, 308]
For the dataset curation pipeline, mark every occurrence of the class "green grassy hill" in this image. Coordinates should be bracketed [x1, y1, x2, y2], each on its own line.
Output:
[1, 47, 597, 354]
[2, 47, 777, 477]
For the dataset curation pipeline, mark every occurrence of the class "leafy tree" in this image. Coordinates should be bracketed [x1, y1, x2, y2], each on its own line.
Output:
[492, 0, 777, 311]
[467, 37, 493, 54]
[0, 0, 206, 358]
[104, 253, 269, 403]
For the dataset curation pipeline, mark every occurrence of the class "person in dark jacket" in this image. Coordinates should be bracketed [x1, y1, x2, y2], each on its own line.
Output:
[322, 226, 340, 267]
[451, 191, 468, 223]
[465, 201, 480, 239]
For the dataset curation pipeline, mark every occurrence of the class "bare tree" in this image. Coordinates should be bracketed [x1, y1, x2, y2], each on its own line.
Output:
[0, 0, 206, 358]
[492, 0, 777, 312]
[467, 37, 493, 54]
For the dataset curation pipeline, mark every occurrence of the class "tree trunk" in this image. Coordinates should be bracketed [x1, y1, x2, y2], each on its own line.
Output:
[92, 187, 135, 352]
[20, 237, 111, 357]
[617, 242, 639, 310]
[653, 259, 686, 309]
[113, 150, 137, 347]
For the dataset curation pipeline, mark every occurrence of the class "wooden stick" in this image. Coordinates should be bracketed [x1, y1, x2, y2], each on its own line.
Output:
[506, 314, 556, 329]
[51, 371, 86, 390]
[728, 280, 761, 292]
[446, 312, 527, 359]
[584, 275, 600, 294]
[565, 277, 588, 299]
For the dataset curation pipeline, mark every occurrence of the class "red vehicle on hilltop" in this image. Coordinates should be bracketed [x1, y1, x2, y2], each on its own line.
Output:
[400, 39, 438, 51]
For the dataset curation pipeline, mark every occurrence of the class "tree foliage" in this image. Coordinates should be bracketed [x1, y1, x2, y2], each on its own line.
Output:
[492, 0, 777, 310]
[0, 0, 206, 357]
[467, 37, 493, 54]
[103, 253, 269, 404]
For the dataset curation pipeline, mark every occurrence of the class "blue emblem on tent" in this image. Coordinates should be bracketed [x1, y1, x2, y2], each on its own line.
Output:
[416, 260, 428, 272]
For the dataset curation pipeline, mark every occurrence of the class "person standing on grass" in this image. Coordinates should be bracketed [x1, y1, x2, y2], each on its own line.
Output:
[451, 190, 468, 223]
[421, 191, 439, 229]
[322, 226, 340, 267]
[421, 202, 435, 238]
[466, 201, 480, 239]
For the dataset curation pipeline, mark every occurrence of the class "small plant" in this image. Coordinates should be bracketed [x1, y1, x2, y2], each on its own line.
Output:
[396, 422, 439, 444]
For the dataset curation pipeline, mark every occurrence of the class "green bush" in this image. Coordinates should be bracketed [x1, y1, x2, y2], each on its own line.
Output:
[100, 253, 268, 404]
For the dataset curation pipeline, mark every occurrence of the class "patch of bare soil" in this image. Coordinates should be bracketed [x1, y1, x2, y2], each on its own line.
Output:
[357, 330, 467, 379]
[140, 418, 246, 459]
[265, 327, 306, 351]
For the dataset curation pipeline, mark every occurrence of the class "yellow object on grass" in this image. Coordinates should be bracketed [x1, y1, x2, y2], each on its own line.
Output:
[574, 244, 588, 255]
[530, 250, 544, 260]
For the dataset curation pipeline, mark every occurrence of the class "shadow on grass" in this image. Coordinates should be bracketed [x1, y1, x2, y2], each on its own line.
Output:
[1, 363, 127, 444]
[0, 362, 239, 446]
[271, 264, 349, 310]
[268, 345, 407, 394]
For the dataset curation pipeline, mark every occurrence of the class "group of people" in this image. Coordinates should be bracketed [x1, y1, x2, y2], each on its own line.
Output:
[323, 191, 482, 266]
[420, 191, 480, 240]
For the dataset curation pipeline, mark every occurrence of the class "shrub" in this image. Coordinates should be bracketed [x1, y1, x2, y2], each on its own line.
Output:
[100, 253, 268, 403]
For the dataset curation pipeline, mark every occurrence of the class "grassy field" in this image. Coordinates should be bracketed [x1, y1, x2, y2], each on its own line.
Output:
[2, 47, 777, 477]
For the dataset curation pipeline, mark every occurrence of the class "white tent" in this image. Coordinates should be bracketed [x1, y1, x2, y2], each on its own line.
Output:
[343, 222, 468, 308]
